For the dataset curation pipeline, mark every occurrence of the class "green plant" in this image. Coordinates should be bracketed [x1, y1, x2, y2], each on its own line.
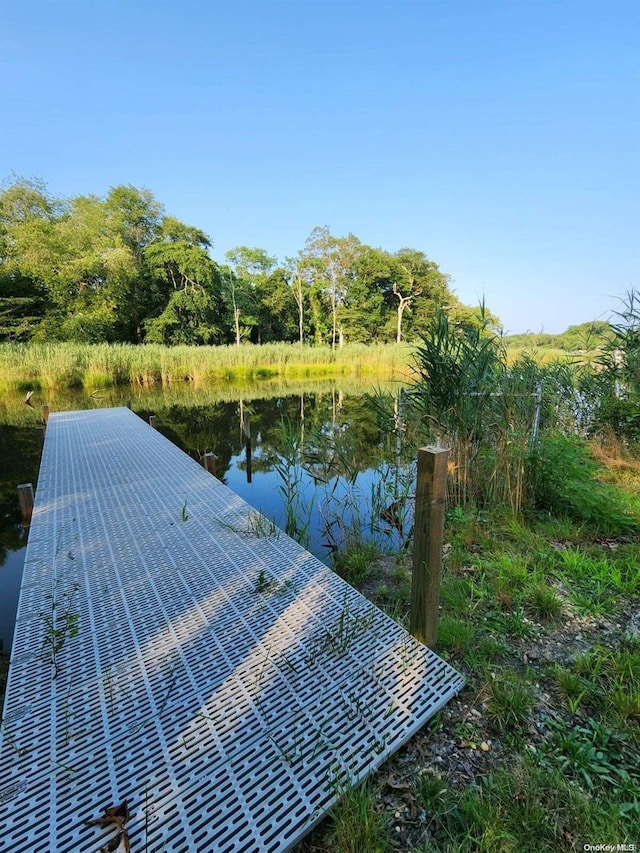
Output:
[552, 666, 589, 712]
[39, 582, 80, 679]
[523, 584, 562, 620]
[537, 717, 640, 797]
[246, 509, 280, 539]
[415, 771, 448, 811]
[329, 780, 390, 853]
[485, 671, 534, 735]
[437, 615, 477, 656]
[530, 433, 640, 535]
[254, 569, 275, 593]
[333, 540, 381, 586]
[181, 499, 189, 521]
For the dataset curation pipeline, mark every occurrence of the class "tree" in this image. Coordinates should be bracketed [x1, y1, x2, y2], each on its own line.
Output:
[341, 245, 393, 342]
[224, 246, 277, 344]
[285, 255, 307, 346]
[0, 177, 60, 340]
[389, 249, 452, 341]
[301, 227, 362, 349]
[105, 185, 163, 268]
[143, 234, 223, 345]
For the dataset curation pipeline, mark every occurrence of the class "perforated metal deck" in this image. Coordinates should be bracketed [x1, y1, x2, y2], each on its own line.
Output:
[0, 407, 464, 852]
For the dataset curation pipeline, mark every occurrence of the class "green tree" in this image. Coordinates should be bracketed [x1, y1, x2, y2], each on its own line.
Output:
[0, 177, 59, 340]
[301, 227, 362, 348]
[144, 234, 223, 345]
[105, 185, 163, 268]
[224, 246, 278, 344]
[339, 245, 391, 342]
[389, 248, 451, 342]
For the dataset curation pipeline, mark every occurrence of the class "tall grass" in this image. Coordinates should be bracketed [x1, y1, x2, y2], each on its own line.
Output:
[406, 307, 597, 512]
[0, 342, 414, 392]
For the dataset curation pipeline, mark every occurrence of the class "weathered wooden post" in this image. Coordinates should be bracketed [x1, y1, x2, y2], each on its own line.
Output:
[43, 404, 50, 424]
[36, 425, 45, 453]
[17, 483, 34, 526]
[149, 415, 158, 429]
[203, 452, 217, 476]
[410, 446, 449, 647]
[125, 398, 132, 410]
[243, 413, 252, 483]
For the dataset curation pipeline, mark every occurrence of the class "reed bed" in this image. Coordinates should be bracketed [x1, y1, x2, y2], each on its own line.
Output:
[0, 342, 414, 391]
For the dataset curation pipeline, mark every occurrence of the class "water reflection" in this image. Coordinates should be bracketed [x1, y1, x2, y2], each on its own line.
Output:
[0, 378, 410, 650]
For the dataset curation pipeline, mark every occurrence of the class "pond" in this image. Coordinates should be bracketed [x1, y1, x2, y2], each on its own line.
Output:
[0, 377, 414, 651]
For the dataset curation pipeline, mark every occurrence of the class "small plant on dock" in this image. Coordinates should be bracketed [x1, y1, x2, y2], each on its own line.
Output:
[39, 582, 80, 679]
[247, 508, 280, 539]
[181, 499, 189, 522]
[254, 568, 276, 593]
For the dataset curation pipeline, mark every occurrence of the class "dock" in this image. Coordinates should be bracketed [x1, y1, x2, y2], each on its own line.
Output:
[0, 406, 464, 852]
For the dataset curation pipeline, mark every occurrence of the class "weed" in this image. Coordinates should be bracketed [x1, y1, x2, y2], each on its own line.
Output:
[537, 717, 640, 797]
[333, 540, 381, 586]
[181, 500, 189, 522]
[254, 569, 275, 594]
[552, 666, 589, 712]
[484, 671, 534, 735]
[437, 616, 477, 657]
[523, 583, 562, 620]
[329, 779, 390, 853]
[39, 582, 80, 679]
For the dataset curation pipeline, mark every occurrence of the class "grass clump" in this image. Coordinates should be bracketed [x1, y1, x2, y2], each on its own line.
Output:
[329, 780, 391, 853]
[333, 540, 382, 586]
[523, 583, 563, 621]
[484, 671, 534, 736]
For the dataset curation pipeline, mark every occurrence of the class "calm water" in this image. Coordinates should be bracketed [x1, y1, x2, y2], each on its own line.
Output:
[0, 378, 412, 651]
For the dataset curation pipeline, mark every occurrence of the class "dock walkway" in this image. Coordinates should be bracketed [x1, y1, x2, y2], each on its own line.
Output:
[0, 406, 463, 852]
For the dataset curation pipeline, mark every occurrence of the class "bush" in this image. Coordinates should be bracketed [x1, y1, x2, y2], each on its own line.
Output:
[529, 433, 639, 536]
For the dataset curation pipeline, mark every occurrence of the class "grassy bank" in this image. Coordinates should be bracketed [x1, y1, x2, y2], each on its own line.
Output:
[296, 439, 640, 852]
[0, 342, 415, 391]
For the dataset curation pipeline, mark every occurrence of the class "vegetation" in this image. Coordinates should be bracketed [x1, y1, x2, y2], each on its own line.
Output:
[298, 292, 640, 850]
[0, 340, 413, 392]
[298, 444, 640, 851]
[1, 176, 638, 850]
[0, 176, 486, 347]
[503, 320, 612, 354]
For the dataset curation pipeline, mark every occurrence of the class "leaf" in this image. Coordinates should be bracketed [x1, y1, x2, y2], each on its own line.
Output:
[86, 799, 130, 830]
[100, 832, 123, 853]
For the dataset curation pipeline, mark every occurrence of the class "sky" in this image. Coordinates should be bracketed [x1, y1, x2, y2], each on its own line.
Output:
[1, 0, 638, 334]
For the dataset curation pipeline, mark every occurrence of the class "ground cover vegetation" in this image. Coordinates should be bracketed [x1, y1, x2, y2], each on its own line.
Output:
[288, 294, 640, 851]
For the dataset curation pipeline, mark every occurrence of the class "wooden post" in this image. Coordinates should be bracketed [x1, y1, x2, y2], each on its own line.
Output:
[43, 404, 50, 424]
[149, 415, 158, 429]
[36, 425, 45, 453]
[125, 398, 132, 410]
[203, 452, 217, 476]
[410, 446, 449, 647]
[17, 483, 34, 526]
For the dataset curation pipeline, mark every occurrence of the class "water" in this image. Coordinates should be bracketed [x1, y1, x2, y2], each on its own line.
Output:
[0, 378, 412, 651]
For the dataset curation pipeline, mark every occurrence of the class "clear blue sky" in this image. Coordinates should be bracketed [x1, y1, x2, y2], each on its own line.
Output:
[1, 0, 638, 334]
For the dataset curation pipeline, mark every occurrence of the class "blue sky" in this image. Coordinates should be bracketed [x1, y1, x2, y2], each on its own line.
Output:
[1, 0, 638, 334]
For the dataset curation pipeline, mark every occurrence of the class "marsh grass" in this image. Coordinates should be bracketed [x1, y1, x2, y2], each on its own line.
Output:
[0, 341, 413, 391]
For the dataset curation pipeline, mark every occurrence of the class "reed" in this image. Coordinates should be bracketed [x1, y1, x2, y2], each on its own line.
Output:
[408, 307, 586, 512]
[0, 342, 414, 391]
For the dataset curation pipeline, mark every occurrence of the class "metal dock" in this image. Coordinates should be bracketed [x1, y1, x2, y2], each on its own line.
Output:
[0, 407, 464, 852]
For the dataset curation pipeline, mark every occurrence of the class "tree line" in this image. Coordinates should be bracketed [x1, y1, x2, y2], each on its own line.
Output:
[0, 177, 491, 346]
